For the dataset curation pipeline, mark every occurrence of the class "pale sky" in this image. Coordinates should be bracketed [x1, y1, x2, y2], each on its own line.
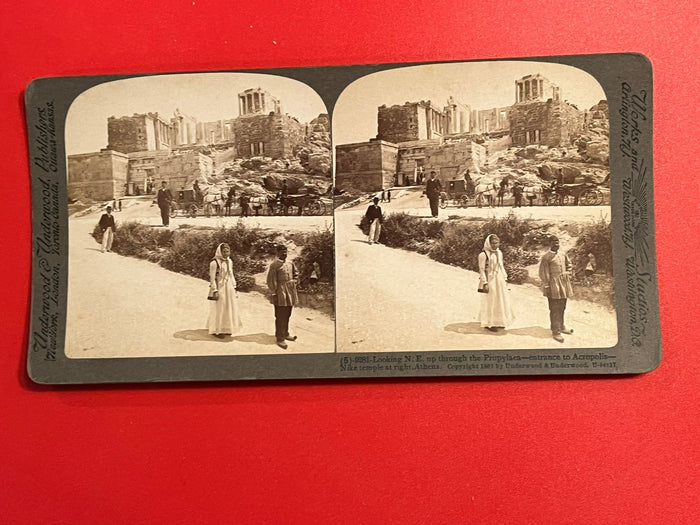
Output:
[333, 61, 607, 145]
[66, 72, 328, 155]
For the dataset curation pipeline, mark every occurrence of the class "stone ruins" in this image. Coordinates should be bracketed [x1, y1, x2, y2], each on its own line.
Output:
[68, 88, 324, 201]
[335, 73, 608, 192]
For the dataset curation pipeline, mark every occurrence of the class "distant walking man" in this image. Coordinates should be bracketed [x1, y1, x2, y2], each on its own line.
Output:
[239, 194, 250, 217]
[512, 182, 523, 208]
[538, 237, 574, 343]
[425, 171, 442, 218]
[98, 205, 115, 252]
[267, 245, 299, 349]
[365, 197, 383, 245]
[156, 181, 173, 226]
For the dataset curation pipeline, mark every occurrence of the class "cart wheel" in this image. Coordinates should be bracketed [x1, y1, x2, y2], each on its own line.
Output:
[317, 201, 326, 215]
[287, 205, 301, 216]
[582, 190, 596, 206]
[304, 201, 322, 216]
[459, 195, 470, 208]
[562, 195, 574, 206]
[189, 204, 198, 218]
[169, 205, 178, 218]
[594, 190, 603, 205]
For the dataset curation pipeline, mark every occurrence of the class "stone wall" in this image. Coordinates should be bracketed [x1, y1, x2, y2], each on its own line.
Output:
[68, 150, 129, 201]
[423, 141, 486, 184]
[335, 140, 398, 191]
[153, 151, 214, 191]
[233, 113, 304, 159]
[107, 115, 150, 153]
[377, 103, 421, 143]
[107, 113, 170, 153]
[509, 100, 584, 147]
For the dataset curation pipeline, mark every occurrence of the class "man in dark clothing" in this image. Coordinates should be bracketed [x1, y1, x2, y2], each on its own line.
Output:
[387, 189, 391, 203]
[266, 245, 299, 350]
[226, 186, 236, 216]
[239, 194, 250, 217]
[365, 197, 383, 245]
[425, 171, 442, 218]
[98, 205, 116, 252]
[512, 182, 523, 208]
[156, 181, 173, 226]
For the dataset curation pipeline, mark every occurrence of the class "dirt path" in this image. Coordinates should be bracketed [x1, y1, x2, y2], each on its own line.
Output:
[66, 215, 334, 358]
[334, 207, 617, 353]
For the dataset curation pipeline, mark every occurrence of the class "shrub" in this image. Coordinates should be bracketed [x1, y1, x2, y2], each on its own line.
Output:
[294, 229, 334, 287]
[359, 212, 444, 248]
[91, 222, 173, 261]
[568, 218, 613, 277]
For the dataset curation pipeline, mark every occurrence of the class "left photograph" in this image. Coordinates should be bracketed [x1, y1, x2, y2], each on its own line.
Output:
[65, 73, 334, 358]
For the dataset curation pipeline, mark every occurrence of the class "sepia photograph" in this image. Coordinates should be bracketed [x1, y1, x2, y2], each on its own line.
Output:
[334, 61, 617, 352]
[64, 73, 335, 358]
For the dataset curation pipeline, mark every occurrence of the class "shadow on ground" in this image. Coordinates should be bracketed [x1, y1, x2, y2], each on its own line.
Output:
[173, 329, 276, 345]
[445, 322, 553, 340]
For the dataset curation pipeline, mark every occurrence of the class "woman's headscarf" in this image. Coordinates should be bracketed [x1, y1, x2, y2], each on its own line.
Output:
[214, 243, 230, 261]
[482, 234, 505, 275]
[214, 243, 233, 283]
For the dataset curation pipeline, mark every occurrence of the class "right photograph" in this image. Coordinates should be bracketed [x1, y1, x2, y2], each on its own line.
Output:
[333, 61, 617, 352]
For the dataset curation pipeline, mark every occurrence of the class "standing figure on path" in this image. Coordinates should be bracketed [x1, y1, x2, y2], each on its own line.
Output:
[98, 205, 115, 253]
[226, 186, 236, 216]
[207, 243, 242, 338]
[425, 171, 442, 218]
[381, 189, 386, 202]
[365, 197, 383, 245]
[239, 193, 250, 217]
[497, 181, 507, 207]
[387, 189, 391, 203]
[512, 182, 523, 208]
[157, 181, 173, 226]
[538, 237, 574, 343]
[267, 245, 299, 349]
[477, 234, 515, 332]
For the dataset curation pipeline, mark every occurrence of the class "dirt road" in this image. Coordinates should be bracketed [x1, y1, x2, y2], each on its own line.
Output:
[66, 212, 334, 358]
[334, 203, 617, 353]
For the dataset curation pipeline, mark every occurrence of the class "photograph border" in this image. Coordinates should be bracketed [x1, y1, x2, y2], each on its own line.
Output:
[26, 52, 659, 384]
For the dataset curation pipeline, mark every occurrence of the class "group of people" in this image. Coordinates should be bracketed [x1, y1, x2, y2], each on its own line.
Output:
[207, 243, 300, 350]
[478, 233, 574, 343]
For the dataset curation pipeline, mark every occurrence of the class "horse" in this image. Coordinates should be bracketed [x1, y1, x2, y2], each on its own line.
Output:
[474, 180, 499, 208]
[248, 195, 272, 216]
[521, 185, 543, 207]
[201, 190, 227, 216]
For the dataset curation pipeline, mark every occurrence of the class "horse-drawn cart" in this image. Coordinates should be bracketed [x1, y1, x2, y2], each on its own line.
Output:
[169, 189, 202, 218]
[170, 188, 228, 217]
[439, 179, 471, 209]
[550, 183, 604, 206]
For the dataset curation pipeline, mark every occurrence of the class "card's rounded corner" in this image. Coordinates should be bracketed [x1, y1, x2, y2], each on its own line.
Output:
[26, 361, 55, 386]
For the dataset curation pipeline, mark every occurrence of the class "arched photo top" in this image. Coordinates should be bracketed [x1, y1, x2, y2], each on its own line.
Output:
[66, 72, 329, 157]
[333, 60, 606, 147]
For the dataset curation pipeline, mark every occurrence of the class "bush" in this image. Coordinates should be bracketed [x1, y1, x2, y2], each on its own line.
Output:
[359, 211, 539, 284]
[91, 222, 173, 261]
[294, 229, 334, 287]
[568, 218, 613, 277]
[159, 224, 274, 291]
[96, 221, 277, 292]
[359, 212, 444, 248]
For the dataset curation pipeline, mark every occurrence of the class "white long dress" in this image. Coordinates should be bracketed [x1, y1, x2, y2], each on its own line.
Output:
[207, 257, 242, 335]
[477, 245, 515, 328]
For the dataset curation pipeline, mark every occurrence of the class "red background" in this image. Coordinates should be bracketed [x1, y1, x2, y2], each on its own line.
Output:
[2, 1, 699, 523]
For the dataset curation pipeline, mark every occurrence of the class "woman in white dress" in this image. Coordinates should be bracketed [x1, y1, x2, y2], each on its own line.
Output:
[207, 243, 242, 338]
[477, 234, 515, 332]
